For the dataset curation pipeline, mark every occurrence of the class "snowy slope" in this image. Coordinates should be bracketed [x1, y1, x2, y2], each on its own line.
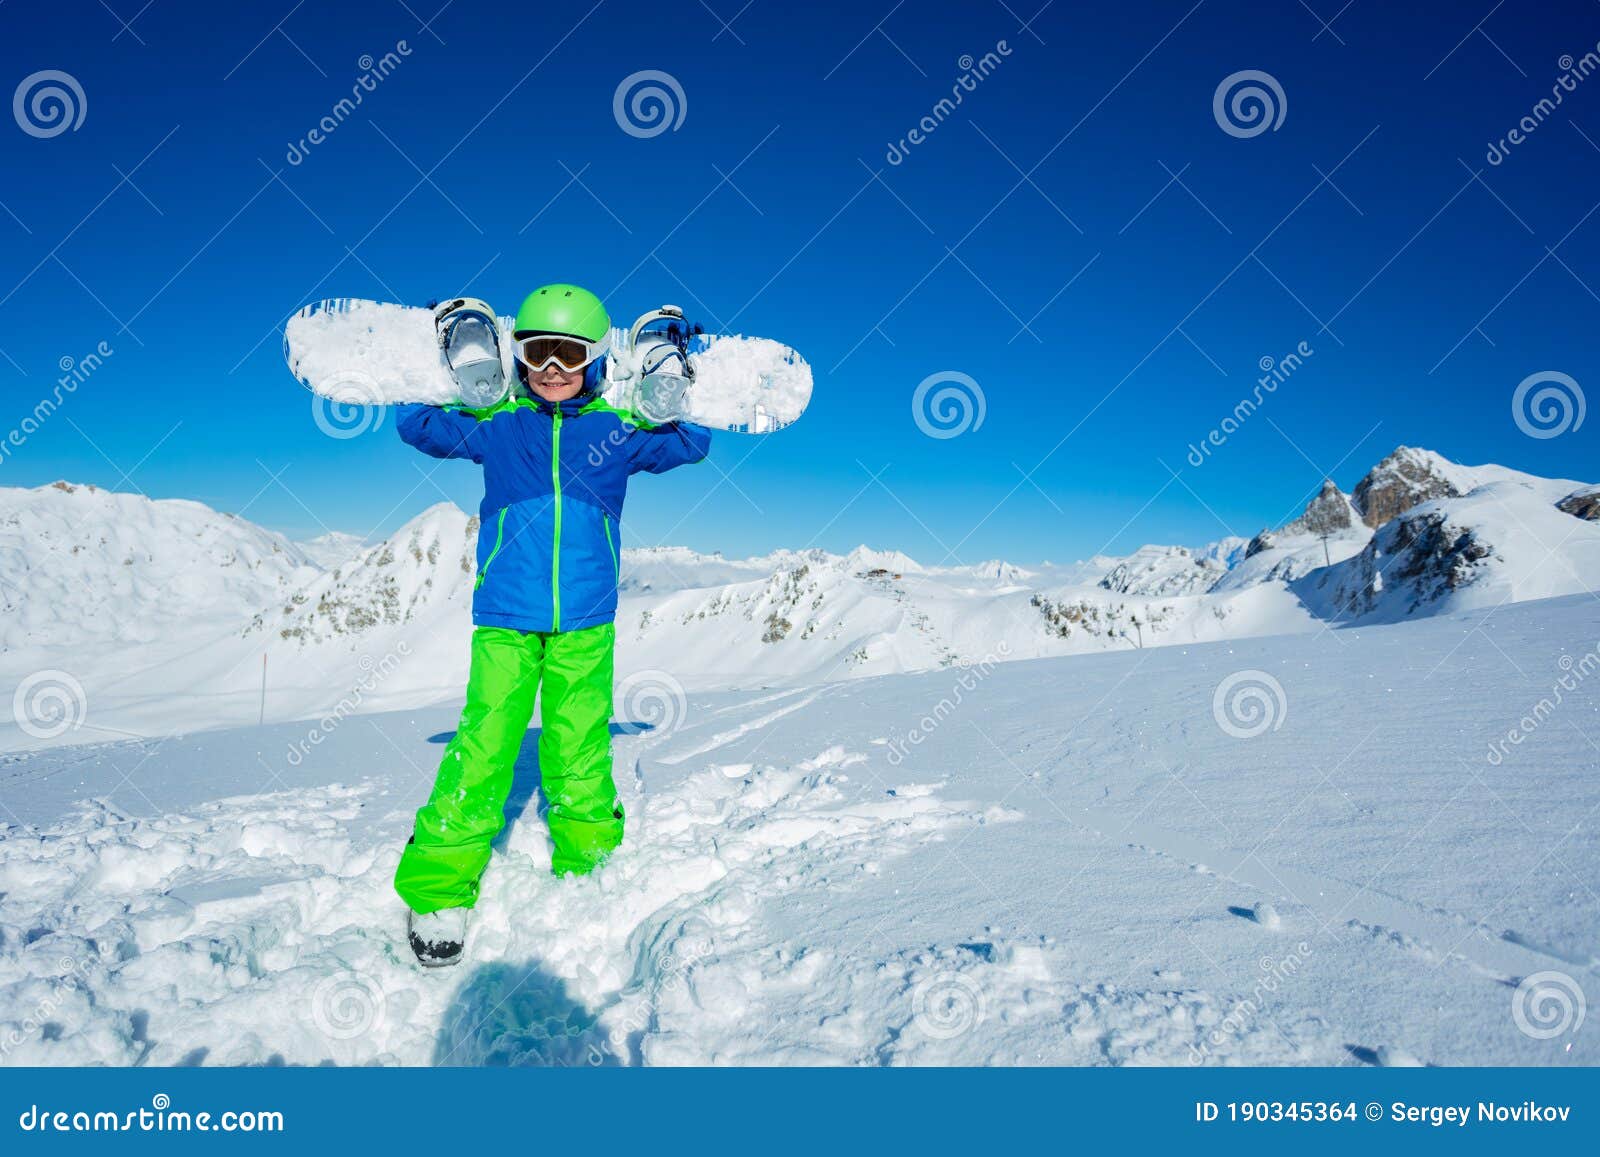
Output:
[3, 593, 1595, 1065]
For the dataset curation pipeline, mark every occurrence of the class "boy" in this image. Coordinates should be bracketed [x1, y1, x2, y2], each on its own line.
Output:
[393, 283, 710, 966]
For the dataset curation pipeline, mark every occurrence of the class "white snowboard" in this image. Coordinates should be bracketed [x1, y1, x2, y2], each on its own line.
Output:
[283, 298, 811, 434]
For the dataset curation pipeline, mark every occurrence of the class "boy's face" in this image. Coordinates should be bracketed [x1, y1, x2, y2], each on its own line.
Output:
[526, 363, 585, 402]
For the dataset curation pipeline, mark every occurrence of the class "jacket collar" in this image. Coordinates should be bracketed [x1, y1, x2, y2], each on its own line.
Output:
[523, 392, 596, 418]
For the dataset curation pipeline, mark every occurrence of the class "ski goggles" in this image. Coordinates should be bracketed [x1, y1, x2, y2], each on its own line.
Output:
[512, 331, 609, 373]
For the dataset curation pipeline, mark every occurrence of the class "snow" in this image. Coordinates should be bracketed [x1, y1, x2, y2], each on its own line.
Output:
[0, 481, 317, 651]
[296, 531, 367, 570]
[1299, 473, 1600, 621]
[2, 444, 1597, 1065]
[3, 441, 1597, 749]
[3, 592, 1596, 1065]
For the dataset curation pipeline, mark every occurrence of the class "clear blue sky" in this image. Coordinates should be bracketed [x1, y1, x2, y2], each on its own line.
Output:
[2, 0, 1597, 564]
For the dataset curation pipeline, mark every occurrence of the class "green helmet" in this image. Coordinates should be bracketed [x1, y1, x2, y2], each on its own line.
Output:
[513, 284, 610, 341]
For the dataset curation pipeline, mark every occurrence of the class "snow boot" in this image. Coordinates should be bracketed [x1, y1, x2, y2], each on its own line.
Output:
[407, 906, 468, 967]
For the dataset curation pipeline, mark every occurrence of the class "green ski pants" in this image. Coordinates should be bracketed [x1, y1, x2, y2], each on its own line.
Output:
[394, 623, 623, 912]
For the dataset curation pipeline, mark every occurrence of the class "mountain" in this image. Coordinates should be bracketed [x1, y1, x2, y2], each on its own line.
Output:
[1280, 478, 1362, 536]
[296, 531, 367, 569]
[0, 481, 316, 651]
[1300, 467, 1600, 621]
[251, 504, 476, 645]
[1350, 446, 1477, 528]
[1098, 545, 1224, 597]
[1, 443, 1594, 748]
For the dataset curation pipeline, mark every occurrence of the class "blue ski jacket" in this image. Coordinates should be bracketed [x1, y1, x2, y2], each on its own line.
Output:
[397, 397, 711, 633]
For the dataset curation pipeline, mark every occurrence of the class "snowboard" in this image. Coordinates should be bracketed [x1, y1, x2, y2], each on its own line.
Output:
[283, 298, 812, 434]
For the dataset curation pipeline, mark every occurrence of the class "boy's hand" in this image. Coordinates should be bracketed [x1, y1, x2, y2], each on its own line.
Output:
[632, 373, 691, 424]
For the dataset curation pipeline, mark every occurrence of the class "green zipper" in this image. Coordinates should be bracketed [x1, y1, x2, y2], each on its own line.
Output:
[603, 513, 619, 581]
[474, 508, 508, 591]
[550, 409, 563, 631]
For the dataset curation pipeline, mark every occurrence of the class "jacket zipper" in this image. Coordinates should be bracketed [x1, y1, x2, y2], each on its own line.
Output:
[551, 409, 563, 631]
[604, 513, 619, 581]
[474, 508, 508, 591]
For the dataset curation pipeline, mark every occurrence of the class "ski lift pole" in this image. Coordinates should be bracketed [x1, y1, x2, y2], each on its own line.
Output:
[259, 654, 268, 726]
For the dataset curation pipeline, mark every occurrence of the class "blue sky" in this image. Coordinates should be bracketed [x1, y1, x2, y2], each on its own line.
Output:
[1, 0, 1597, 564]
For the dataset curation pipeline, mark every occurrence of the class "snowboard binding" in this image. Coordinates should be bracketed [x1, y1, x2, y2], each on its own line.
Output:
[432, 297, 508, 409]
[608, 305, 705, 422]
[627, 304, 706, 378]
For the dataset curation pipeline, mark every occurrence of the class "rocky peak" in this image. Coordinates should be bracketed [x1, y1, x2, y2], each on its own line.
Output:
[1351, 446, 1466, 529]
[1281, 479, 1360, 536]
[1244, 529, 1275, 559]
[1557, 485, 1600, 522]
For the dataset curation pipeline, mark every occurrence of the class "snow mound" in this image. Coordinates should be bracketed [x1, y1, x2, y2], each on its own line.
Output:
[0, 734, 1004, 1065]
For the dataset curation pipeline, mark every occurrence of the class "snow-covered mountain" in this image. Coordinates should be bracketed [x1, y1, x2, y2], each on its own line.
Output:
[0, 481, 317, 650]
[254, 506, 477, 644]
[1097, 545, 1226, 597]
[296, 530, 368, 569]
[1, 443, 1595, 747]
[1301, 462, 1600, 621]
